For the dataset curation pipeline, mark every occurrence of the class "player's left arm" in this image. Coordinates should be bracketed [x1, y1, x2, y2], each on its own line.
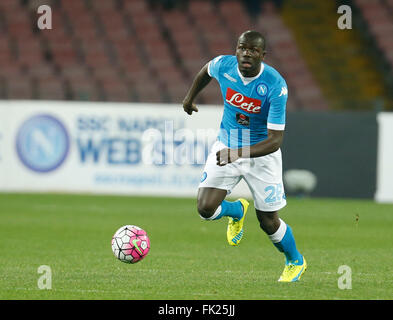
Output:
[217, 79, 287, 166]
[216, 129, 283, 165]
[245, 128, 284, 157]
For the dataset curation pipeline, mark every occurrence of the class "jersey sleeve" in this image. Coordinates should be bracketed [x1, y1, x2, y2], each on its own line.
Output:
[207, 55, 224, 80]
[267, 78, 288, 131]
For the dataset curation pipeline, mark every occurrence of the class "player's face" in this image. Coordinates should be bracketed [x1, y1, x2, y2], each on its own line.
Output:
[236, 38, 265, 77]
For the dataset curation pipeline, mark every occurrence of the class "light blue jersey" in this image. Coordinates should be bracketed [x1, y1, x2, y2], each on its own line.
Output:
[207, 55, 288, 148]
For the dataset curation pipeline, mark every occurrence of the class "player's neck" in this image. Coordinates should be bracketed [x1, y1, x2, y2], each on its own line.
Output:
[240, 68, 260, 78]
[238, 63, 262, 78]
[237, 63, 264, 84]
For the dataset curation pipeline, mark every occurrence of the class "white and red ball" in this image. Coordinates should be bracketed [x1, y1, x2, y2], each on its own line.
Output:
[111, 225, 150, 264]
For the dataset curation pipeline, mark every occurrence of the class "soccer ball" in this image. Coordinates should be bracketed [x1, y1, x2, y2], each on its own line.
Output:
[111, 225, 150, 264]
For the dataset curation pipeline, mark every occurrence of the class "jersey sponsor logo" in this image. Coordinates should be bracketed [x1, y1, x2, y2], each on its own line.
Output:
[236, 113, 250, 126]
[279, 86, 288, 97]
[225, 88, 261, 114]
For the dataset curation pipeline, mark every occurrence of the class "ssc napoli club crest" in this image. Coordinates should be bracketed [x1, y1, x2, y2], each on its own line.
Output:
[16, 114, 70, 173]
[256, 83, 268, 97]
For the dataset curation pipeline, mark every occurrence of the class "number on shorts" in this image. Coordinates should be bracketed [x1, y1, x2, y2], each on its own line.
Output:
[264, 184, 283, 204]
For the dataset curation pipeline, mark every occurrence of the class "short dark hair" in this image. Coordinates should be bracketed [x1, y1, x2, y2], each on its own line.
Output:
[238, 30, 266, 50]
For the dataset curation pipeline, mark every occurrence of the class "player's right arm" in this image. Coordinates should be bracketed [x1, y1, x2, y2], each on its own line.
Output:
[182, 63, 212, 115]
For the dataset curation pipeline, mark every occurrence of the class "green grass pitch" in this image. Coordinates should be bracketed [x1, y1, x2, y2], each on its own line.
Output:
[0, 193, 392, 300]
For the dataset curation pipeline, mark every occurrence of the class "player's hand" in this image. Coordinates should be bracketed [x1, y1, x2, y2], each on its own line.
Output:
[182, 100, 199, 115]
[216, 148, 240, 166]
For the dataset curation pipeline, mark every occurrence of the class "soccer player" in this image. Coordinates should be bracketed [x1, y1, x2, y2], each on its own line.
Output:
[182, 30, 306, 282]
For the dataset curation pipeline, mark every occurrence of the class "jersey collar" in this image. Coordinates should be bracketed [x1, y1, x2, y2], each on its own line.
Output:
[237, 63, 265, 86]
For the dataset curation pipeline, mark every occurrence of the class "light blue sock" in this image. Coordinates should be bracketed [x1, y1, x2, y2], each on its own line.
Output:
[269, 219, 303, 265]
[211, 200, 244, 221]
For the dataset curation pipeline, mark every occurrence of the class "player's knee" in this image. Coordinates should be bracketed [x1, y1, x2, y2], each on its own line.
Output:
[259, 219, 272, 234]
[256, 211, 279, 234]
[197, 201, 217, 220]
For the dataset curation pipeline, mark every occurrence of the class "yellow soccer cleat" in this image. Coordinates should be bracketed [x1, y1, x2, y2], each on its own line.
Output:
[278, 256, 307, 282]
[227, 199, 249, 246]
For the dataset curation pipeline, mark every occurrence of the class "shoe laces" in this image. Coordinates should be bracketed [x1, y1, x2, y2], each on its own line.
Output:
[284, 264, 297, 276]
[228, 218, 240, 231]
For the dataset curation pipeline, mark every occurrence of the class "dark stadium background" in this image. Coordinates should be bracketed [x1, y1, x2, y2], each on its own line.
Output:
[0, 0, 392, 199]
[1, 0, 393, 303]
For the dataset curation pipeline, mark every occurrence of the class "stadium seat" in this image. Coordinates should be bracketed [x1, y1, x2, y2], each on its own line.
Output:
[6, 77, 33, 99]
[0, 36, 13, 66]
[38, 77, 66, 100]
[258, 2, 328, 110]
[69, 78, 102, 101]
[218, 0, 255, 38]
[355, 0, 393, 71]
[0, 0, 362, 109]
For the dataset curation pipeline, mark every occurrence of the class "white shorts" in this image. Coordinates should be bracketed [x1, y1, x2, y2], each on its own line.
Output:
[199, 141, 287, 212]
